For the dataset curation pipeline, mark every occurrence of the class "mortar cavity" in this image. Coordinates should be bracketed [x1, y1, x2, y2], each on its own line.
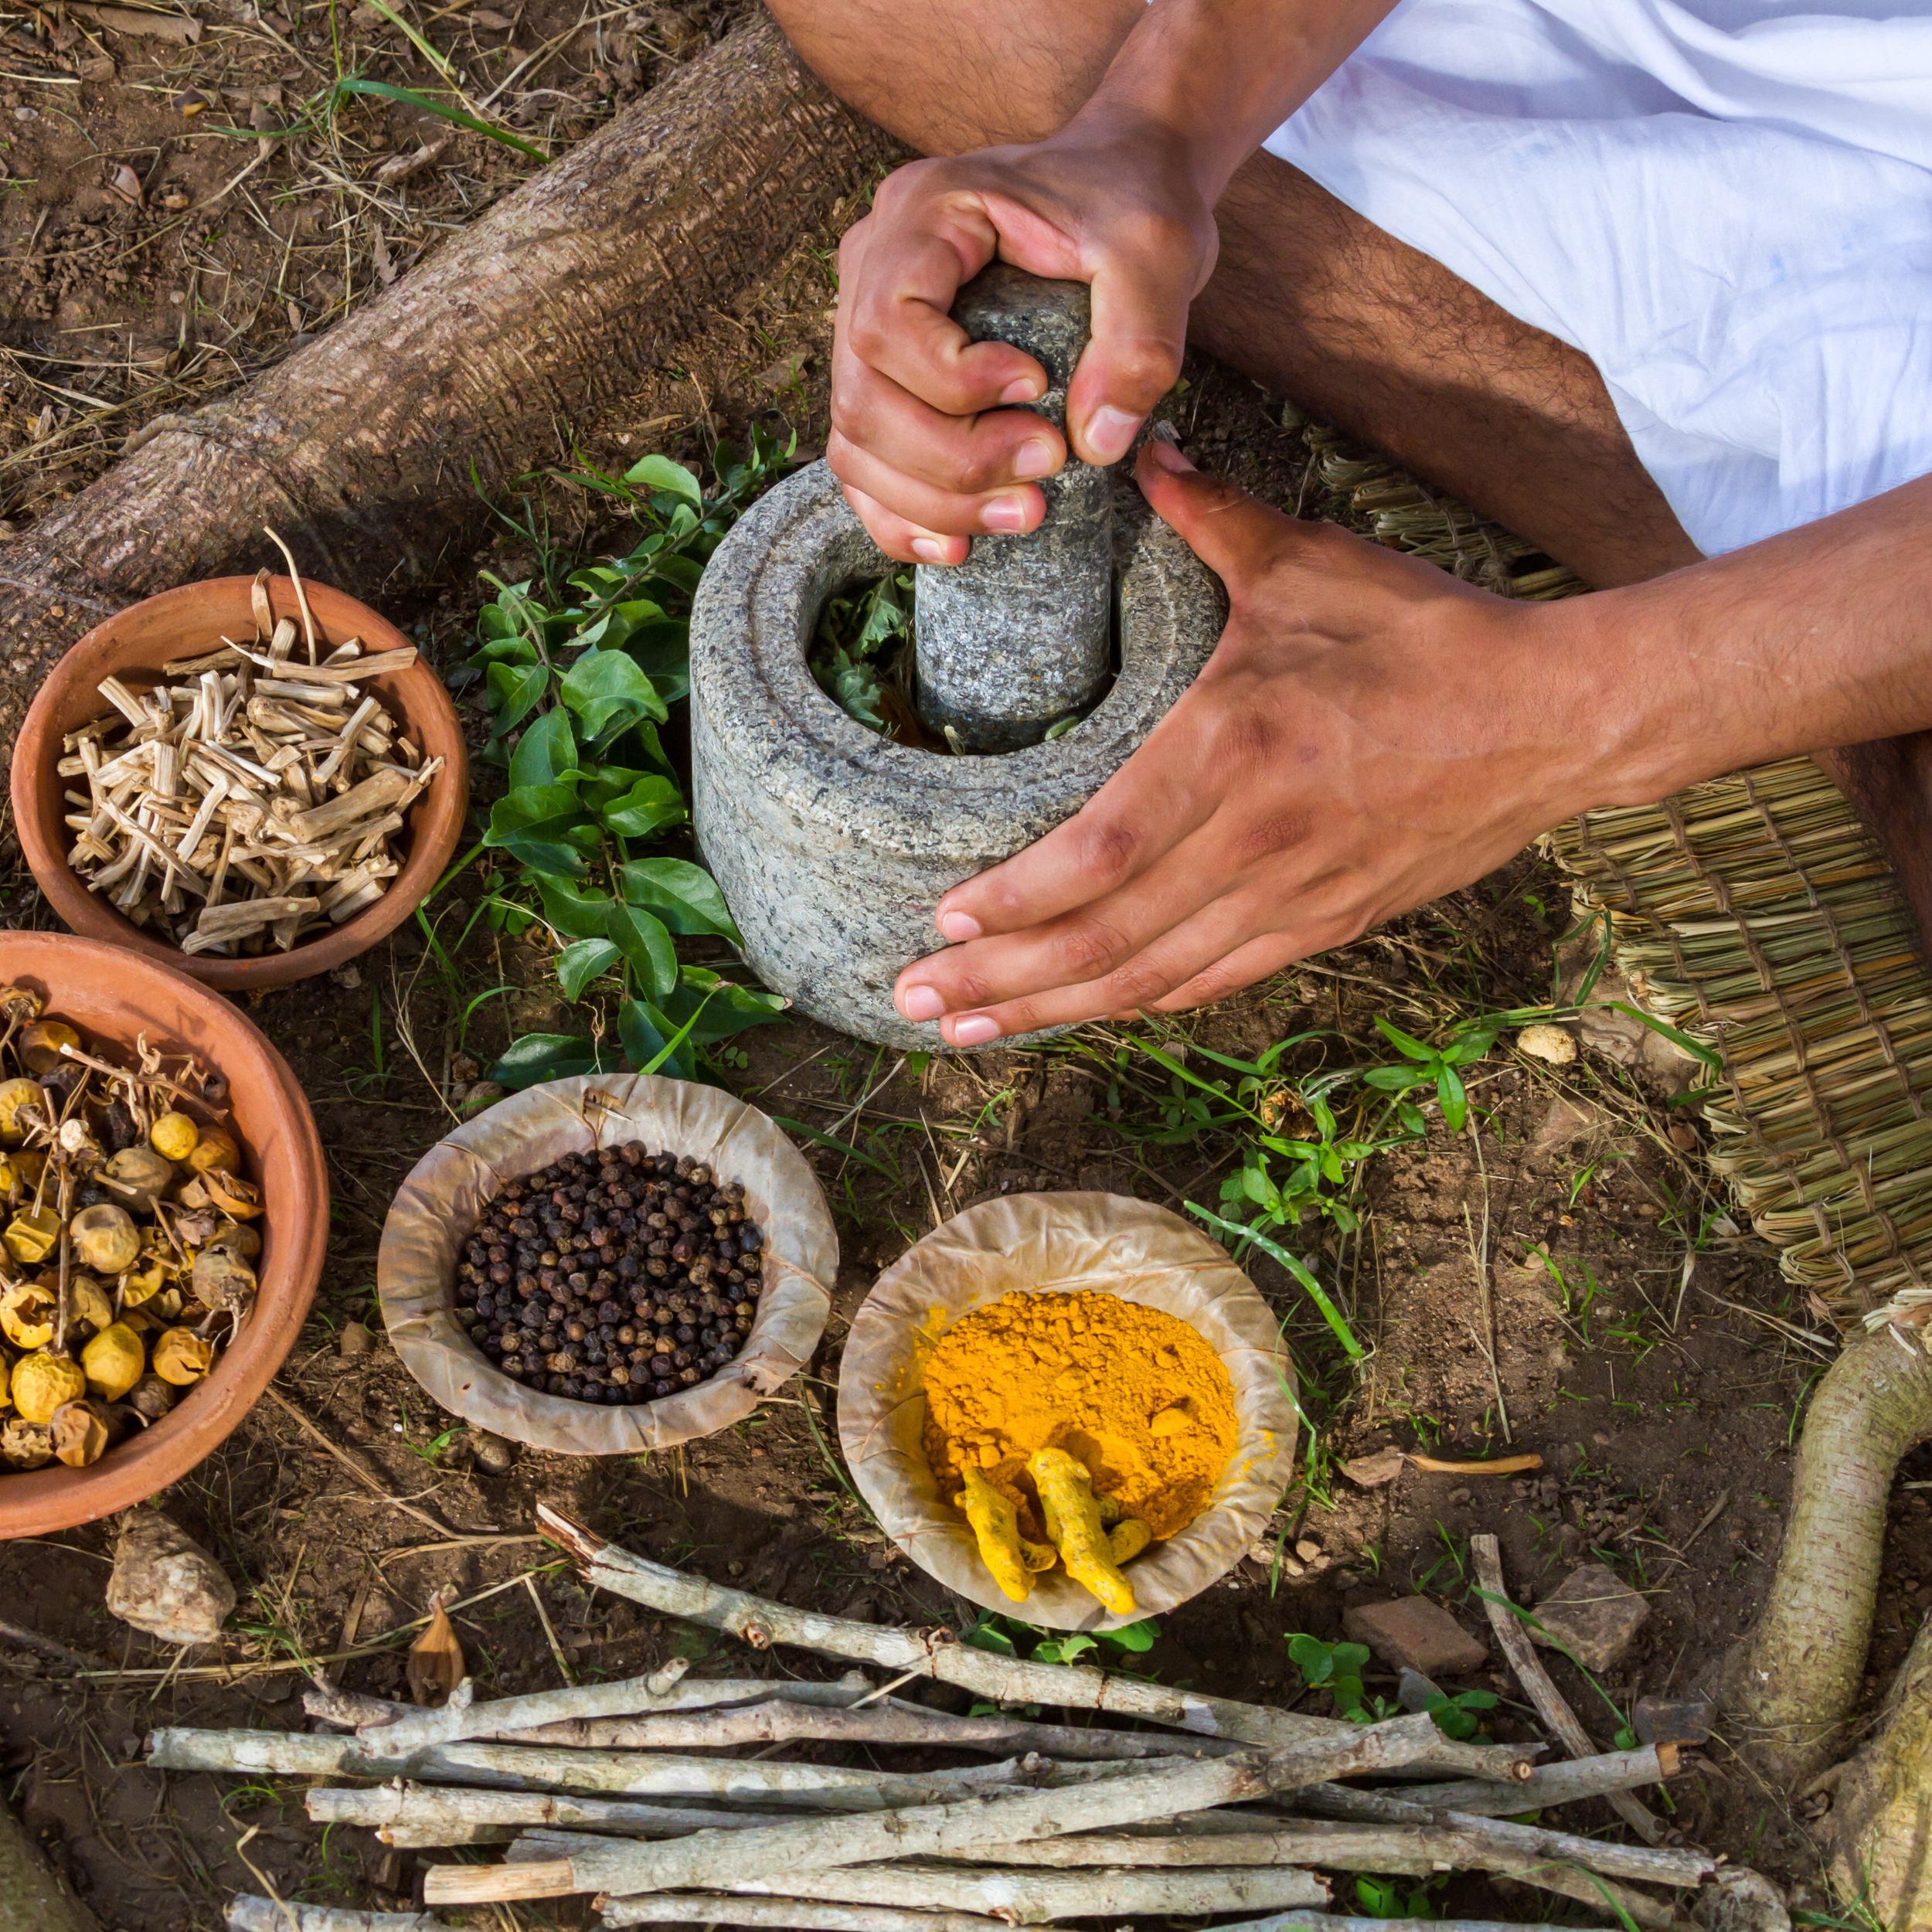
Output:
[689, 462, 1226, 1046]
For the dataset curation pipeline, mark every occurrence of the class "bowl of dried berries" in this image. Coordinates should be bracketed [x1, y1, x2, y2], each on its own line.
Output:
[376, 1074, 836, 1453]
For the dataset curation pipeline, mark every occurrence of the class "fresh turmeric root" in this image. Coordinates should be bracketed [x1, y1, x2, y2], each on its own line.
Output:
[1028, 1446, 1147, 1615]
[956, 1466, 1057, 1603]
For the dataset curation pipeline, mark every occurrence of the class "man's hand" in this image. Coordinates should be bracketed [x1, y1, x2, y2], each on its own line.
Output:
[830, 122, 1216, 565]
[892, 442, 1609, 1044]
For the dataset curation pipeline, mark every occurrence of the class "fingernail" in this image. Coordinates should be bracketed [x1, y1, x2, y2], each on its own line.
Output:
[998, 376, 1044, 405]
[937, 910, 982, 943]
[1085, 405, 1142, 464]
[981, 494, 1029, 533]
[1014, 437, 1057, 481]
[910, 536, 951, 564]
[899, 985, 944, 1022]
[1147, 437, 1196, 474]
[951, 1015, 1001, 1046]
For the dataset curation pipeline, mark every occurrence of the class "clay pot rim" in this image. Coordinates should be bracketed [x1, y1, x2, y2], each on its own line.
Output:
[0, 933, 327, 1539]
[10, 575, 471, 991]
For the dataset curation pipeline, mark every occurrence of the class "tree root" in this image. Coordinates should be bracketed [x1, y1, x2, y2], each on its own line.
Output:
[1717, 1326, 1932, 1926]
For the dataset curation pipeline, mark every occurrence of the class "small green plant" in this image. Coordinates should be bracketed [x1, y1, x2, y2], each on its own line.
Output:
[467, 433, 799, 1086]
[1355, 1873, 1447, 1919]
[808, 571, 917, 735]
[1285, 1632, 1381, 1719]
[965, 1611, 1161, 1668]
[1417, 1685, 1499, 1740]
[1358, 1013, 1502, 1134]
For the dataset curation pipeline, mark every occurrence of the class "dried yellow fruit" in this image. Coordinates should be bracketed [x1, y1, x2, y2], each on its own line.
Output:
[1, 1419, 52, 1470]
[100, 1145, 174, 1213]
[121, 1257, 171, 1308]
[187, 1125, 241, 1175]
[70, 1202, 141, 1274]
[149, 1112, 200, 1162]
[150, 1287, 184, 1321]
[153, 1328, 214, 1386]
[199, 1169, 263, 1220]
[0, 1280, 56, 1350]
[0, 986, 43, 1026]
[19, 1021, 80, 1077]
[206, 1219, 261, 1263]
[125, 1373, 176, 1422]
[6, 1150, 44, 1194]
[66, 1274, 114, 1334]
[13, 1350, 85, 1423]
[49, 1399, 111, 1468]
[82, 1321, 146, 1402]
[0, 1078, 46, 1144]
[3, 1206, 57, 1267]
[190, 1247, 256, 1318]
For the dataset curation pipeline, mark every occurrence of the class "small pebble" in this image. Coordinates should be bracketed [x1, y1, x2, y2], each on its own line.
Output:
[468, 1427, 515, 1475]
[339, 1320, 374, 1356]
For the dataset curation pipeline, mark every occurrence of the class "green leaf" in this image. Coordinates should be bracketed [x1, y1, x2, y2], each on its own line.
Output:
[560, 648, 668, 740]
[617, 857, 740, 940]
[1607, 1000, 1723, 1070]
[331, 73, 548, 160]
[1287, 1632, 1335, 1685]
[556, 937, 620, 1002]
[600, 774, 689, 840]
[618, 997, 696, 1082]
[485, 660, 548, 738]
[487, 1032, 621, 1090]
[1332, 1641, 1370, 1675]
[1373, 1015, 1437, 1062]
[1099, 1618, 1160, 1653]
[1187, 1201, 1364, 1360]
[1362, 1064, 1423, 1092]
[621, 618, 692, 704]
[964, 1615, 1017, 1658]
[509, 706, 578, 791]
[623, 454, 702, 509]
[535, 876, 615, 942]
[659, 968, 787, 1043]
[1330, 1673, 1368, 1719]
[1438, 1063, 1468, 1133]
[482, 782, 594, 879]
[607, 903, 679, 1003]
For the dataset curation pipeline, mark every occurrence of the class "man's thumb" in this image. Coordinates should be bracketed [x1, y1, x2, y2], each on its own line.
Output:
[1135, 440, 1291, 586]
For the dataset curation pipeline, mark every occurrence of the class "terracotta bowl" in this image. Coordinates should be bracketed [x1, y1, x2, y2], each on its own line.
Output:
[0, 933, 327, 1539]
[11, 576, 470, 990]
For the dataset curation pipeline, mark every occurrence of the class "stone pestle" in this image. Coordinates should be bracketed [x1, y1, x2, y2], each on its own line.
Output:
[913, 265, 1114, 752]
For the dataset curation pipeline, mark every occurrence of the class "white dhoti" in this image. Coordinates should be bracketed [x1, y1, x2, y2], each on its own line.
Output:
[1263, 0, 1932, 556]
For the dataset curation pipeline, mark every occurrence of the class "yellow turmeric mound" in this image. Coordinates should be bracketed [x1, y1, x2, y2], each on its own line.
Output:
[922, 1290, 1237, 1544]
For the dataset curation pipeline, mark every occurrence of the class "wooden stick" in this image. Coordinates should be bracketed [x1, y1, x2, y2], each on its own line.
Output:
[308, 1672, 876, 1732]
[1391, 1741, 1680, 1815]
[149, 1730, 1159, 1807]
[602, 1900, 1006, 1932]
[632, 1864, 1332, 1919]
[537, 1507, 1498, 1766]
[307, 1784, 795, 1836]
[227, 1900, 463, 1932]
[1212, 1918, 1598, 1932]
[1469, 1533, 1662, 1845]
[421, 1719, 1440, 1905]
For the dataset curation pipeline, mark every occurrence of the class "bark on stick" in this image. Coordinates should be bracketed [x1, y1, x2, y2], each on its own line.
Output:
[1470, 1533, 1662, 1845]
[226, 1900, 463, 1932]
[305, 1784, 794, 1835]
[601, 1902, 1006, 1932]
[1389, 1742, 1678, 1815]
[536, 1506, 1504, 1773]
[0, 11, 896, 762]
[308, 1673, 875, 1733]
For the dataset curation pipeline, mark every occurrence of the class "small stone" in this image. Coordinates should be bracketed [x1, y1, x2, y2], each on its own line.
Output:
[1633, 1691, 1714, 1747]
[338, 1319, 374, 1356]
[1341, 1445, 1406, 1488]
[1294, 1537, 1322, 1563]
[1343, 1597, 1488, 1676]
[468, 1428, 515, 1476]
[328, 961, 362, 990]
[1515, 1022, 1577, 1065]
[105, 1512, 235, 1645]
[1529, 1563, 1651, 1672]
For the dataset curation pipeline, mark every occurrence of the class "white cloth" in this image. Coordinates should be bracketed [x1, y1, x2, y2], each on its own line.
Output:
[1263, 0, 1932, 556]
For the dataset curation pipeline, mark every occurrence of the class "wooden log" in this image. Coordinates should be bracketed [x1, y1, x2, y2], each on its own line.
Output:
[226, 1900, 462, 1932]
[536, 1507, 1514, 1775]
[307, 1784, 795, 1836]
[1470, 1534, 1663, 1845]
[420, 1718, 1441, 1905]
[601, 1901, 1007, 1932]
[0, 11, 897, 764]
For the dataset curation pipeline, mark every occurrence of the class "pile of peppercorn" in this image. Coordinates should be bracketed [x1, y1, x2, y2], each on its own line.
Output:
[452, 1141, 764, 1405]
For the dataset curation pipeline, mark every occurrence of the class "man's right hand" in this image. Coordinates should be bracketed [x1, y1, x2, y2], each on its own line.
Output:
[828, 121, 1219, 564]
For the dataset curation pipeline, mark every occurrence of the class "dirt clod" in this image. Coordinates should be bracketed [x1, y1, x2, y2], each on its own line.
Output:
[104, 1511, 233, 1645]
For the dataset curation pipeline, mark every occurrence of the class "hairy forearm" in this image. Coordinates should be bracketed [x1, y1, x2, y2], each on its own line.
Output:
[1575, 471, 1932, 804]
[1066, 0, 1401, 202]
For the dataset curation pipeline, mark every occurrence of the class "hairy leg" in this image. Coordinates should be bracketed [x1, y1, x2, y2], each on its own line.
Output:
[768, 0, 1699, 589]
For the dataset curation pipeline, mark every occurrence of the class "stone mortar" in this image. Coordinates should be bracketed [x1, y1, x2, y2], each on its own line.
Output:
[690, 461, 1225, 1047]
[913, 266, 1112, 752]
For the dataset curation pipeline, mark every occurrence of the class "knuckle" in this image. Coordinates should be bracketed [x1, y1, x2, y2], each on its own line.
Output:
[1049, 918, 1133, 984]
[1233, 811, 1311, 865]
[1100, 955, 1179, 1012]
[1213, 707, 1277, 774]
[1071, 814, 1141, 887]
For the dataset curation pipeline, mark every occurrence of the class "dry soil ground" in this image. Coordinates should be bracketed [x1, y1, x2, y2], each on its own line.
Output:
[2, 5, 1928, 1929]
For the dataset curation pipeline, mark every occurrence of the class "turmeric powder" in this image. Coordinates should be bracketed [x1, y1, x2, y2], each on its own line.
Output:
[922, 1290, 1238, 1553]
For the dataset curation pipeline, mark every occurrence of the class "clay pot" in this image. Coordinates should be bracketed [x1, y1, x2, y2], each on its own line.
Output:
[11, 576, 469, 990]
[0, 934, 326, 1537]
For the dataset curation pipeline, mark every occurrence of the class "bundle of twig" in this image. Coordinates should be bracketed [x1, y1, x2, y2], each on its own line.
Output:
[60, 567, 441, 956]
[165, 1515, 1768, 1932]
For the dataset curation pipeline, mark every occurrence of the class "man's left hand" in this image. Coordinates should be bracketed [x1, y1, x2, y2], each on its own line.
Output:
[893, 440, 1617, 1045]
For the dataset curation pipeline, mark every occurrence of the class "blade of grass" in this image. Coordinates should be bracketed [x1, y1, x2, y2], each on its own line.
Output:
[1185, 1199, 1365, 1360]
[333, 74, 545, 160]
